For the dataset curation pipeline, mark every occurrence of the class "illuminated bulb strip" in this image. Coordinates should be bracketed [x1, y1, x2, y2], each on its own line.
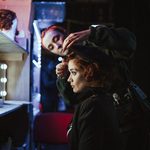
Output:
[33, 20, 41, 44]
[0, 64, 7, 70]
[0, 78, 7, 83]
[32, 60, 41, 68]
[0, 91, 7, 97]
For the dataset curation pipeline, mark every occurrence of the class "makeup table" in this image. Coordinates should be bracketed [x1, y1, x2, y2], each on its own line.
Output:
[0, 100, 31, 148]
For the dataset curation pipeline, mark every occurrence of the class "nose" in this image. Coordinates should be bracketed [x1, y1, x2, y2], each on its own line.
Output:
[67, 75, 72, 83]
[56, 43, 62, 49]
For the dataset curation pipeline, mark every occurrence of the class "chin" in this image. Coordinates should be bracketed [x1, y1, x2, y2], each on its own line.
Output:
[73, 90, 77, 93]
[73, 89, 78, 93]
[73, 88, 82, 94]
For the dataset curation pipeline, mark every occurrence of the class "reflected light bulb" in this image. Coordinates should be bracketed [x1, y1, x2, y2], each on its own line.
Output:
[58, 57, 63, 62]
[0, 91, 7, 96]
[0, 64, 8, 70]
[0, 77, 7, 83]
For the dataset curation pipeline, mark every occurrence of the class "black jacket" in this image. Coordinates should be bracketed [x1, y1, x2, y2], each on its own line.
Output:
[67, 87, 122, 150]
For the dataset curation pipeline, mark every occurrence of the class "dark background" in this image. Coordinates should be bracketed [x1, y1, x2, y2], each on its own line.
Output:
[113, 0, 150, 96]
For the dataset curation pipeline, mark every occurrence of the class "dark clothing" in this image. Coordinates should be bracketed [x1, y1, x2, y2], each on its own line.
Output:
[89, 25, 136, 60]
[67, 87, 122, 150]
[40, 54, 59, 112]
[88, 25, 136, 73]
[57, 79, 150, 150]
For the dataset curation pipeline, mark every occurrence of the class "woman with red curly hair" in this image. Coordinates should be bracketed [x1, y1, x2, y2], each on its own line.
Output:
[57, 44, 122, 150]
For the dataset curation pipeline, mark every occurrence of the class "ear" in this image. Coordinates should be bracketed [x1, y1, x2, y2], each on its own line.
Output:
[84, 66, 94, 81]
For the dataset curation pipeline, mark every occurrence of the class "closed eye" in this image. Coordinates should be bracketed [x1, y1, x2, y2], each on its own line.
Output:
[48, 44, 54, 50]
[53, 35, 60, 43]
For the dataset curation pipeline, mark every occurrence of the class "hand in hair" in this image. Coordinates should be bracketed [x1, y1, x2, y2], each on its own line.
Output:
[56, 59, 68, 78]
[62, 29, 90, 54]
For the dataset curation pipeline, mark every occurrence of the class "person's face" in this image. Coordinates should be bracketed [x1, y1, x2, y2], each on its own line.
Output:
[42, 30, 66, 56]
[0, 18, 18, 41]
[67, 59, 88, 93]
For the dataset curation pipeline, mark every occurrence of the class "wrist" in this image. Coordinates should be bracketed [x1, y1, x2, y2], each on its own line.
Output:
[89, 24, 106, 41]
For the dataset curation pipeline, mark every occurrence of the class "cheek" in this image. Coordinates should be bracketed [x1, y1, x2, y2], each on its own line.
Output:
[51, 46, 64, 56]
[59, 38, 64, 45]
[74, 77, 87, 92]
[43, 38, 51, 50]
[51, 47, 58, 53]
[74, 83, 86, 93]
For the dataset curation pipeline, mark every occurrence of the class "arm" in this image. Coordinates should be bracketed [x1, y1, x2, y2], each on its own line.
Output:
[88, 25, 136, 59]
[62, 25, 136, 60]
[62, 29, 91, 52]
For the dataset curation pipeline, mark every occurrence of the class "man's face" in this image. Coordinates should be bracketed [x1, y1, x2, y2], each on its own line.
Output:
[67, 59, 88, 93]
[42, 29, 67, 56]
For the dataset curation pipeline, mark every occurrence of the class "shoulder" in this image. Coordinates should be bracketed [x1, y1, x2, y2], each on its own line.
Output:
[80, 94, 99, 109]
[79, 93, 113, 117]
[78, 93, 115, 118]
[81, 92, 113, 107]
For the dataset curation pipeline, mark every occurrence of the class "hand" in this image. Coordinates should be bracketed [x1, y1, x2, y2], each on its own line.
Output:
[62, 29, 91, 54]
[56, 59, 68, 78]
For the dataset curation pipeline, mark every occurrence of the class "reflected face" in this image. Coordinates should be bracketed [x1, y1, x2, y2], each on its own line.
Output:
[0, 18, 18, 41]
[67, 59, 88, 93]
[42, 30, 67, 56]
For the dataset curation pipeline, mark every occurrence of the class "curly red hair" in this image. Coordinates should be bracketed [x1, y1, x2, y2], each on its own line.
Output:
[67, 53, 109, 86]
[67, 51, 125, 91]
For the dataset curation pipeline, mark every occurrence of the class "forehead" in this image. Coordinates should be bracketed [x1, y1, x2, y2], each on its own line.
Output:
[68, 59, 79, 70]
[44, 30, 64, 40]
[42, 29, 64, 49]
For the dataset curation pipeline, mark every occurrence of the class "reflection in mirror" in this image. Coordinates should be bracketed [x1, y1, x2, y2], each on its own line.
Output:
[0, 9, 17, 41]
[0, 63, 7, 99]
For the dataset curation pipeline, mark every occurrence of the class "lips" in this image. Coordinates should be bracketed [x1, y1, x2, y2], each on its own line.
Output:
[71, 85, 74, 89]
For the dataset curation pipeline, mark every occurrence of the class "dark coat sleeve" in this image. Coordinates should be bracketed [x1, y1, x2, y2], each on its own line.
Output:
[88, 25, 136, 60]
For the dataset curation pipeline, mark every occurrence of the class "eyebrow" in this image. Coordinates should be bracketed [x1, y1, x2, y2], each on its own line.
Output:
[69, 68, 78, 72]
